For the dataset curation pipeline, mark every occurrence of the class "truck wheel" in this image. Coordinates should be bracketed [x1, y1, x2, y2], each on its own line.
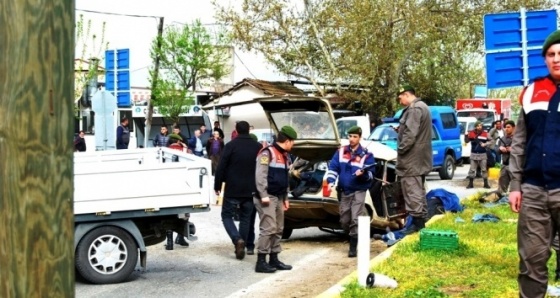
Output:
[76, 226, 138, 284]
[282, 228, 293, 240]
[438, 155, 455, 180]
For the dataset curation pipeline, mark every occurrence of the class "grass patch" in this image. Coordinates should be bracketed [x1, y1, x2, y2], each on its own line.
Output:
[341, 193, 559, 297]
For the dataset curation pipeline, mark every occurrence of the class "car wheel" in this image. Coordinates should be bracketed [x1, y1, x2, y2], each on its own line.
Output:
[76, 226, 138, 284]
[281, 228, 293, 240]
[438, 155, 455, 180]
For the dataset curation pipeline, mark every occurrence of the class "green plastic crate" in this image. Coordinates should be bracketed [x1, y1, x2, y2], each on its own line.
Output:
[420, 229, 459, 250]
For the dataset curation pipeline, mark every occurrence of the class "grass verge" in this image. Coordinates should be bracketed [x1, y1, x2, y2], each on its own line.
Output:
[341, 192, 558, 298]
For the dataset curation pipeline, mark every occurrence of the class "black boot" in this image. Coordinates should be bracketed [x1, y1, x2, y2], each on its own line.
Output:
[466, 178, 474, 189]
[402, 217, 426, 235]
[256, 254, 277, 273]
[165, 230, 173, 250]
[269, 253, 292, 270]
[175, 234, 189, 247]
[556, 250, 560, 281]
[483, 178, 491, 189]
[348, 236, 358, 258]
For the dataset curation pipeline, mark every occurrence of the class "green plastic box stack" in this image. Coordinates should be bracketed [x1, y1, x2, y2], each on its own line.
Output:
[420, 229, 459, 250]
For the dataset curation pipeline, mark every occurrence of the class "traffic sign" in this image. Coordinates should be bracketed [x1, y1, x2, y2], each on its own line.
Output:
[105, 49, 131, 107]
[484, 9, 557, 89]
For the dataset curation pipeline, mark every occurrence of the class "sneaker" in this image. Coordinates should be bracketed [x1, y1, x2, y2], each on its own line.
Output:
[246, 248, 255, 255]
[235, 239, 246, 260]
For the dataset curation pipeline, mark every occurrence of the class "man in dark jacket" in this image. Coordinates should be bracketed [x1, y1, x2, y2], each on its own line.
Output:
[116, 117, 130, 150]
[467, 121, 491, 189]
[214, 121, 262, 260]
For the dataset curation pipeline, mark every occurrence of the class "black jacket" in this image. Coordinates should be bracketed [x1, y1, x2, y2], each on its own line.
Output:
[214, 134, 262, 198]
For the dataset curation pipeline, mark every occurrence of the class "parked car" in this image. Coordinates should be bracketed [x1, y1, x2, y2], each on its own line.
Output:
[368, 106, 462, 180]
[246, 96, 407, 239]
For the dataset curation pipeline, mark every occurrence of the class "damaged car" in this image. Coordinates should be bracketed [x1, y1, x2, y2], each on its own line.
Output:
[253, 96, 408, 239]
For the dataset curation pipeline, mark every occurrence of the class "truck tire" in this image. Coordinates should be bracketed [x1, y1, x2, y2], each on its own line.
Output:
[76, 226, 138, 284]
[438, 155, 455, 180]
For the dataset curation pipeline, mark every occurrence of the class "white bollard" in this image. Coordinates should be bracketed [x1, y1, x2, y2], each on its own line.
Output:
[357, 216, 370, 287]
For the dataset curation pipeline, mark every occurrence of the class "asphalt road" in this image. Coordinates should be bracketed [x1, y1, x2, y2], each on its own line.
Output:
[75, 164, 485, 298]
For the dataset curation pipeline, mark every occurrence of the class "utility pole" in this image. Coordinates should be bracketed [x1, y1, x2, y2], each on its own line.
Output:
[145, 16, 165, 148]
[0, 1, 74, 296]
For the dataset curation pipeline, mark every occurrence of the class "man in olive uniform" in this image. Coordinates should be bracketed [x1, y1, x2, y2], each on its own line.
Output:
[253, 126, 297, 273]
[396, 85, 433, 234]
[509, 30, 560, 297]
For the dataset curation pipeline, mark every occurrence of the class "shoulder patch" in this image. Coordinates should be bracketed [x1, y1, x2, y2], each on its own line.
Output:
[260, 155, 269, 164]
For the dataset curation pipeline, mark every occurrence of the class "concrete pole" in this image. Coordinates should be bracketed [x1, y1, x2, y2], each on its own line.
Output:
[0, 0, 75, 296]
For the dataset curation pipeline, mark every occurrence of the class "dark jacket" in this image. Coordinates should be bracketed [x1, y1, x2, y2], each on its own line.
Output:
[511, 76, 560, 191]
[326, 144, 375, 194]
[206, 138, 224, 157]
[116, 125, 130, 149]
[74, 136, 86, 152]
[214, 134, 262, 198]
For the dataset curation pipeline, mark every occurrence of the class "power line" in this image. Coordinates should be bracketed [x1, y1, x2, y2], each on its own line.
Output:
[233, 50, 257, 79]
[76, 8, 162, 19]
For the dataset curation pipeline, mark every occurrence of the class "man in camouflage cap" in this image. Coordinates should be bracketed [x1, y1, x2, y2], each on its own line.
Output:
[254, 125, 297, 273]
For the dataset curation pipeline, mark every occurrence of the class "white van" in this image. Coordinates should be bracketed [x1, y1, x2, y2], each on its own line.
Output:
[458, 116, 478, 162]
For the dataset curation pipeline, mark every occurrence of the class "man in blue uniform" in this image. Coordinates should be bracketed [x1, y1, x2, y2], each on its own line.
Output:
[326, 126, 375, 257]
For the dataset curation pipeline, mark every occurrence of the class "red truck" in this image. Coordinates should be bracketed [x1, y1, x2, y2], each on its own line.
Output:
[455, 98, 512, 130]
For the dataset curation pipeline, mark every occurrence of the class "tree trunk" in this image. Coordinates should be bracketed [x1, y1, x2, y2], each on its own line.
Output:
[0, 0, 75, 297]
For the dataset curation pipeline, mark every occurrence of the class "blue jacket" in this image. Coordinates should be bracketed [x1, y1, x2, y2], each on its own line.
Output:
[326, 145, 375, 194]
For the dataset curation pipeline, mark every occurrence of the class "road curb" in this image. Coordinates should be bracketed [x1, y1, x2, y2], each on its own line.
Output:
[315, 215, 445, 298]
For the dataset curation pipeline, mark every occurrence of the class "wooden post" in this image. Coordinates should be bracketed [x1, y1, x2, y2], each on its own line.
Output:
[0, 1, 75, 297]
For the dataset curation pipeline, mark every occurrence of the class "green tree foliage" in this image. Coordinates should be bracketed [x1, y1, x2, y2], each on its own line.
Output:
[150, 20, 231, 124]
[214, 0, 553, 115]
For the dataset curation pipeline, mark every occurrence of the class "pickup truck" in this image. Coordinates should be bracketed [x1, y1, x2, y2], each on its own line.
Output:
[74, 147, 211, 284]
[367, 106, 462, 179]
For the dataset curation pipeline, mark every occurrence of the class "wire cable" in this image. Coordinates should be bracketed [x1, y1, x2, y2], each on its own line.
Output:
[233, 50, 257, 79]
[76, 8, 162, 19]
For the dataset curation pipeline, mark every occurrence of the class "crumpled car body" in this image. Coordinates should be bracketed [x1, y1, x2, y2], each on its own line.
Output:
[253, 96, 407, 239]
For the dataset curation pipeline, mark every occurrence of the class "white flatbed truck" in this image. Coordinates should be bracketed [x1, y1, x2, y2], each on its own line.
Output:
[73, 147, 211, 284]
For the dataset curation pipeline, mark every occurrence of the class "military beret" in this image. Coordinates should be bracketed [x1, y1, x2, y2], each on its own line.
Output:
[474, 121, 482, 127]
[280, 125, 297, 140]
[398, 85, 415, 96]
[249, 133, 258, 141]
[168, 133, 183, 141]
[347, 125, 362, 136]
[542, 30, 560, 56]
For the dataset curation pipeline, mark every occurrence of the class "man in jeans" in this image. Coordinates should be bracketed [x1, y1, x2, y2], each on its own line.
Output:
[214, 121, 262, 260]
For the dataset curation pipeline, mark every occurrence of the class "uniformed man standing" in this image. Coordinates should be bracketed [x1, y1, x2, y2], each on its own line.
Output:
[326, 125, 375, 257]
[254, 126, 297, 273]
[396, 85, 433, 235]
[466, 121, 491, 189]
[510, 30, 560, 298]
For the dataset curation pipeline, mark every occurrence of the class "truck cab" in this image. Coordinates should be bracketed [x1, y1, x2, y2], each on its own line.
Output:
[369, 106, 462, 179]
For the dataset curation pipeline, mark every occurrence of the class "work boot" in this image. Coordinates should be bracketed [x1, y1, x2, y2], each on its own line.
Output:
[235, 239, 246, 260]
[483, 178, 491, 189]
[269, 253, 292, 270]
[175, 234, 189, 247]
[255, 254, 277, 273]
[165, 230, 173, 250]
[348, 236, 358, 258]
[402, 217, 426, 236]
[556, 250, 560, 281]
[466, 178, 474, 189]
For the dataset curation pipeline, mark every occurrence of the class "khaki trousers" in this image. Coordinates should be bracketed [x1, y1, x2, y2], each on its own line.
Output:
[339, 191, 366, 237]
[517, 184, 560, 298]
[254, 195, 284, 254]
[400, 176, 427, 218]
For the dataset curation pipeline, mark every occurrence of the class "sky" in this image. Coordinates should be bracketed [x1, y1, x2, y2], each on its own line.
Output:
[75, 0, 287, 88]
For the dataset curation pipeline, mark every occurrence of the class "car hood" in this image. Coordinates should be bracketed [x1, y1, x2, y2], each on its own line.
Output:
[255, 96, 340, 163]
[339, 139, 397, 162]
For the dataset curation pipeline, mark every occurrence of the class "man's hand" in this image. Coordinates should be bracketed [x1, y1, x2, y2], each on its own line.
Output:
[509, 191, 522, 213]
[214, 190, 220, 196]
[354, 169, 364, 176]
[499, 146, 507, 153]
[283, 200, 290, 211]
[261, 197, 270, 207]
